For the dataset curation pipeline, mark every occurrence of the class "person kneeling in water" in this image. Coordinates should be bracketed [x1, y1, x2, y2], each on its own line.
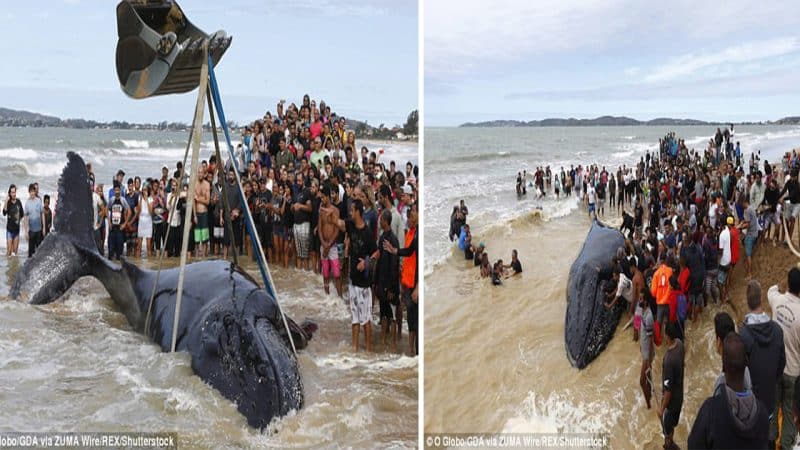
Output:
[492, 259, 504, 286]
[503, 249, 522, 278]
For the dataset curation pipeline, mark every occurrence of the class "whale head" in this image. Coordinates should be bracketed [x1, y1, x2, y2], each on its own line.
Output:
[192, 293, 308, 429]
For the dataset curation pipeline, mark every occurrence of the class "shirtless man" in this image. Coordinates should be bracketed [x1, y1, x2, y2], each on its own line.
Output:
[319, 185, 345, 297]
[194, 165, 211, 257]
[630, 259, 645, 340]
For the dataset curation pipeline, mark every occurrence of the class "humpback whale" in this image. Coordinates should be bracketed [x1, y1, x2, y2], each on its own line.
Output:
[565, 220, 626, 369]
[11, 152, 315, 429]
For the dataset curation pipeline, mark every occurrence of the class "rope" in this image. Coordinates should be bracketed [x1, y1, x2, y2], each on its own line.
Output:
[144, 99, 199, 335]
[206, 89, 239, 267]
[170, 43, 209, 353]
[781, 215, 800, 259]
[207, 56, 297, 356]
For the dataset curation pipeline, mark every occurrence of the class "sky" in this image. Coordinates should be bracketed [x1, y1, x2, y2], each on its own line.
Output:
[425, 0, 800, 126]
[0, 0, 417, 126]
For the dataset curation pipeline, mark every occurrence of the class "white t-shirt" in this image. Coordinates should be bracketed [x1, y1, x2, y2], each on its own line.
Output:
[719, 226, 731, 266]
[709, 203, 718, 227]
[769, 285, 800, 377]
[167, 192, 182, 227]
[587, 186, 596, 204]
[616, 273, 634, 302]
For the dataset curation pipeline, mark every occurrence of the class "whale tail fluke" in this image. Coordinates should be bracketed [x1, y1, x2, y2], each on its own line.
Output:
[11, 152, 103, 304]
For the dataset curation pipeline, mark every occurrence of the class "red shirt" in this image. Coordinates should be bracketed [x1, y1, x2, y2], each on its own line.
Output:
[678, 268, 690, 294]
[310, 121, 322, 139]
[730, 226, 740, 264]
[668, 289, 681, 323]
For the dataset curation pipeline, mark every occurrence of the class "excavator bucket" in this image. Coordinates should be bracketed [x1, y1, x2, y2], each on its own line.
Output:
[115, 0, 232, 99]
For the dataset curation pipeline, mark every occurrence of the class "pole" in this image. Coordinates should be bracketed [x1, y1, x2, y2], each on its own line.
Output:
[171, 44, 209, 353]
[207, 58, 296, 355]
[144, 100, 199, 334]
[206, 89, 239, 266]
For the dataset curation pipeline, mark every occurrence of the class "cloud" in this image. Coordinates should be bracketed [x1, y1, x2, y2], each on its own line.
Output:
[643, 37, 800, 83]
[426, 0, 618, 79]
[193, 0, 410, 18]
[624, 67, 641, 77]
[505, 67, 800, 102]
[425, 0, 800, 85]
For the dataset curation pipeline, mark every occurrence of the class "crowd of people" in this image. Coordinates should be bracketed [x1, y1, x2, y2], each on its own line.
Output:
[537, 126, 800, 449]
[2, 182, 51, 257]
[3, 94, 420, 357]
[450, 200, 523, 286]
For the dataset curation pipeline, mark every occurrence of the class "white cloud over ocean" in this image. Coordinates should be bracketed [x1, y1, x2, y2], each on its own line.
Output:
[425, 0, 800, 125]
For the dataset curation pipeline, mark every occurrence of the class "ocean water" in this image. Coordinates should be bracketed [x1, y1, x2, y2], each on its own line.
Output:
[423, 125, 800, 448]
[424, 125, 800, 274]
[0, 127, 418, 448]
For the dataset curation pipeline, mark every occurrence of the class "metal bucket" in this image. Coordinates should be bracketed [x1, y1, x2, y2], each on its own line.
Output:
[115, 0, 232, 99]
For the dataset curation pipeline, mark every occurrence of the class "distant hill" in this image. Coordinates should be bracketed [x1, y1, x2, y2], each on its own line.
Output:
[0, 107, 61, 127]
[0, 107, 419, 141]
[459, 115, 797, 127]
[775, 116, 800, 125]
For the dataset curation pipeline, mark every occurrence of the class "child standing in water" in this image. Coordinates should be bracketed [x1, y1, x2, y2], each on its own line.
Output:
[42, 194, 53, 236]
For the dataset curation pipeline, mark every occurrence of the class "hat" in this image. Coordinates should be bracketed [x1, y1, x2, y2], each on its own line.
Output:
[402, 184, 413, 195]
[726, 216, 734, 225]
[479, 242, 485, 248]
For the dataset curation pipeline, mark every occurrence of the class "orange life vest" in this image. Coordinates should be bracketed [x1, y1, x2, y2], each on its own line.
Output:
[401, 227, 417, 289]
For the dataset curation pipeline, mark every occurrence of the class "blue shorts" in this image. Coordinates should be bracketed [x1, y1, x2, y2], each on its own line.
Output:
[6, 230, 19, 241]
[744, 236, 757, 257]
[588, 203, 596, 214]
[718, 265, 729, 284]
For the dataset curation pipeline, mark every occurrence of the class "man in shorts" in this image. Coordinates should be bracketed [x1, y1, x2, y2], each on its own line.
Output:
[658, 321, 684, 450]
[124, 179, 139, 257]
[586, 182, 596, 218]
[739, 196, 759, 279]
[718, 216, 733, 302]
[292, 173, 313, 271]
[346, 199, 377, 352]
[374, 209, 399, 352]
[319, 185, 344, 297]
[651, 255, 674, 338]
[596, 180, 606, 217]
[780, 168, 800, 246]
[639, 297, 654, 409]
[194, 166, 211, 257]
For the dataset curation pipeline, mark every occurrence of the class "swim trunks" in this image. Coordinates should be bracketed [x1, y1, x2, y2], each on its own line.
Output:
[321, 244, 340, 279]
[349, 285, 372, 326]
[294, 222, 311, 258]
[194, 212, 209, 243]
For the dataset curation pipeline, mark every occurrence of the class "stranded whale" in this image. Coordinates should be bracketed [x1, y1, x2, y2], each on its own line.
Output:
[11, 152, 315, 428]
[565, 220, 626, 369]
